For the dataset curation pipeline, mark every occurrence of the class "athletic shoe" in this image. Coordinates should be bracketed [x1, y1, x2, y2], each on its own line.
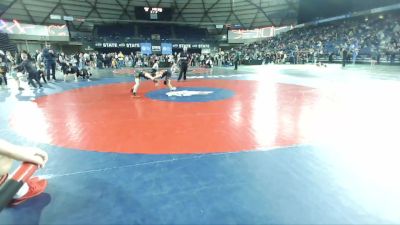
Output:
[9, 177, 48, 206]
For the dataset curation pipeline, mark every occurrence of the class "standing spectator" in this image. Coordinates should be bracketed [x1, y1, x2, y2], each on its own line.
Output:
[234, 51, 240, 70]
[341, 47, 348, 67]
[33, 50, 40, 63]
[42, 44, 56, 81]
[0, 52, 7, 88]
[117, 51, 124, 68]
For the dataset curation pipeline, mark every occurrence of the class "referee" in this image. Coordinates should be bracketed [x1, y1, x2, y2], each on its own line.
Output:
[177, 48, 190, 81]
[234, 51, 240, 70]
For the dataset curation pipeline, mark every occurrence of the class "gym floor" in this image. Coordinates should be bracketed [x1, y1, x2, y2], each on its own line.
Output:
[0, 64, 400, 224]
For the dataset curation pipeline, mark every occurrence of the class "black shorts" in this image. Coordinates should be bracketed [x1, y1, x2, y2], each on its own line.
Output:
[161, 70, 172, 80]
[151, 68, 157, 76]
[65, 66, 79, 75]
[28, 71, 38, 79]
[60, 62, 68, 73]
[38, 70, 45, 77]
[135, 71, 148, 79]
[79, 68, 90, 77]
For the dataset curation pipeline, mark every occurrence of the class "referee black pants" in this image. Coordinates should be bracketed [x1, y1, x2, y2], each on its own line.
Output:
[178, 64, 188, 81]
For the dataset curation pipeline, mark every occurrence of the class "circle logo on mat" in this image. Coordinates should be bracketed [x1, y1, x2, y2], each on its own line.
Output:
[113, 68, 135, 75]
[146, 87, 235, 102]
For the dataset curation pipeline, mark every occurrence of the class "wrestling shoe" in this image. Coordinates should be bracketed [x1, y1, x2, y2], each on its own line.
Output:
[9, 177, 48, 206]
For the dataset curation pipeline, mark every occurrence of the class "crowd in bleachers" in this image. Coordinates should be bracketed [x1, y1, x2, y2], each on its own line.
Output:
[96, 52, 217, 69]
[234, 12, 400, 65]
[93, 24, 208, 42]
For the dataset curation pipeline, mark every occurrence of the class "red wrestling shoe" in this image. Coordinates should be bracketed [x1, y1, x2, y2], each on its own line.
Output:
[9, 177, 48, 206]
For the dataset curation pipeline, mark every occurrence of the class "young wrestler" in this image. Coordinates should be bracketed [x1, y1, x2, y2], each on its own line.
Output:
[153, 68, 177, 91]
[79, 60, 92, 81]
[37, 63, 47, 84]
[2, 51, 23, 91]
[62, 62, 77, 82]
[14, 51, 42, 88]
[130, 70, 156, 97]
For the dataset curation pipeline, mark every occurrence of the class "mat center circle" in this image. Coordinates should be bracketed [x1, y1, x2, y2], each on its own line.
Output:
[9, 80, 308, 154]
[146, 87, 235, 102]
